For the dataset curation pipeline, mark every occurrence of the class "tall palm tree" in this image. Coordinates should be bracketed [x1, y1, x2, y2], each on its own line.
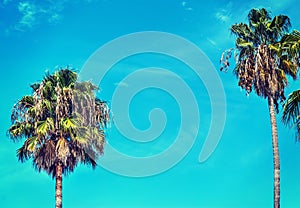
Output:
[8, 68, 110, 208]
[220, 8, 300, 208]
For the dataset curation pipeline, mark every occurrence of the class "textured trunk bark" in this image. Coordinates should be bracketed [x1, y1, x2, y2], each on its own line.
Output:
[268, 97, 280, 208]
[55, 163, 63, 208]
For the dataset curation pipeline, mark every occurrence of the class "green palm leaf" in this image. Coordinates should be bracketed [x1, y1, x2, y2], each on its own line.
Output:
[282, 90, 300, 125]
[36, 118, 54, 136]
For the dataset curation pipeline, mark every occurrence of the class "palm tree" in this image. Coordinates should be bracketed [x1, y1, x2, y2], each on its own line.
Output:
[220, 8, 300, 208]
[8, 68, 110, 208]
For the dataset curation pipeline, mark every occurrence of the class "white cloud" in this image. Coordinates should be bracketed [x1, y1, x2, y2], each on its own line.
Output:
[215, 11, 230, 23]
[15, 2, 38, 30]
[215, 2, 233, 23]
[48, 13, 63, 24]
[114, 82, 129, 87]
[181, 1, 193, 11]
[207, 38, 217, 46]
[3, 0, 100, 32]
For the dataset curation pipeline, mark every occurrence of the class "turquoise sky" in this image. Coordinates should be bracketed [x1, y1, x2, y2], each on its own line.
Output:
[1, 0, 300, 207]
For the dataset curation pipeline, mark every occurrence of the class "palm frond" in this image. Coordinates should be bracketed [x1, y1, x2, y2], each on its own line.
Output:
[17, 143, 30, 162]
[248, 8, 271, 26]
[268, 15, 291, 40]
[36, 118, 54, 136]
[281, 30, 300, 42]
[231, 23, 256, 43]
[280, 59, 298, 79]
[8, 122, 34, 141]
[236, 38, 254, 48]
[282, 90, 300, 125]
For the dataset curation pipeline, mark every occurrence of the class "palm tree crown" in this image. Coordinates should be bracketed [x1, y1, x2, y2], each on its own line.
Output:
[221, 8, 300, 110]
[8, 68, 110, 177]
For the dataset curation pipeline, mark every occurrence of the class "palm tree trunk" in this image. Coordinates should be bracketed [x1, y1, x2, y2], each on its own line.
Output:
[268, 96, 280, 208]
[55, 162, 63, 208]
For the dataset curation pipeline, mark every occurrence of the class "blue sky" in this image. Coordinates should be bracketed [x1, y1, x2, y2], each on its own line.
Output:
[1, 0, 300, 207]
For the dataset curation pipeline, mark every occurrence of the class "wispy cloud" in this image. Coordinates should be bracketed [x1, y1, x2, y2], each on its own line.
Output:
[15, 2, 38, 31]
[47, 13, 63, 24]
[11, 1, 65, 31]
[207, 38, 217, 46]
[215, 12, 230, 23]
[181, 1, 193, 11]
[3, 0, 99, 33]
[114, 82, 129, 87]
[215, 2, 233, 23]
